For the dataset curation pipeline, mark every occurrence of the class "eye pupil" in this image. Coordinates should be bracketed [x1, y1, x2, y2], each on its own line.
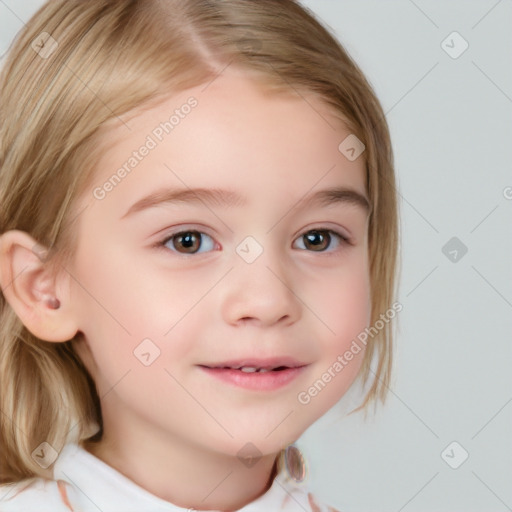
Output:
[304, 230, 329, 251]
[176, 231, 200, 252]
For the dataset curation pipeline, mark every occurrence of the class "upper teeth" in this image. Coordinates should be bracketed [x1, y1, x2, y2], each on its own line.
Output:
[239, 366, 270, 373]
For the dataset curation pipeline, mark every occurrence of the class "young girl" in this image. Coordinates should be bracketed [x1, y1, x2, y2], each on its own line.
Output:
[0, 0, 399, 510]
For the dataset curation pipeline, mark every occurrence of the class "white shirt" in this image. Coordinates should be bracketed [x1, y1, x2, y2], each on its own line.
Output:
[0, 443, 339, 511]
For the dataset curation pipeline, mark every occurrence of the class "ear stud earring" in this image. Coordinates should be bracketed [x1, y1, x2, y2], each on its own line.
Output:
[45, 296, 61, 309]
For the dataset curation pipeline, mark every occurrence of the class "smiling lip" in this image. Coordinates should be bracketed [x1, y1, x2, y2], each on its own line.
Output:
[197, 357, 308, 391]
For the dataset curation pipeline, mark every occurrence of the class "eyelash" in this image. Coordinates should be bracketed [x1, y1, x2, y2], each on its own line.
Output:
[155, 227, 352, 257]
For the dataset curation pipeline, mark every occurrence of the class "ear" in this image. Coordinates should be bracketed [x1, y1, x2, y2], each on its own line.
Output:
[0, 230, 79, 342]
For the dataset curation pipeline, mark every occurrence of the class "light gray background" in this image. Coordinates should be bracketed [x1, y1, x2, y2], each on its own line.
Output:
[1, 1, 511, 511]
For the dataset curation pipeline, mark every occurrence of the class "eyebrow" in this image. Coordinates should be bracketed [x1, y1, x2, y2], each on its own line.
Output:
[121, 185, 370, 219]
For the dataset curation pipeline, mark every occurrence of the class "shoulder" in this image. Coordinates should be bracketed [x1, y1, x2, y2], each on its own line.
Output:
[0, 477, 77, 512]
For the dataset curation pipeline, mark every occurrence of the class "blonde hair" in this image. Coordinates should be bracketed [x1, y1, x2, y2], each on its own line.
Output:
[0, 0, 400, 483]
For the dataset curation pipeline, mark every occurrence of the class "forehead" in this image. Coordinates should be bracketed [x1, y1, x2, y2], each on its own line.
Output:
[86, 68, 367, 212]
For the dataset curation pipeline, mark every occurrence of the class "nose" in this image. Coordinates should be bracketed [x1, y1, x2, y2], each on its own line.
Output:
[220, 246, 302, 328]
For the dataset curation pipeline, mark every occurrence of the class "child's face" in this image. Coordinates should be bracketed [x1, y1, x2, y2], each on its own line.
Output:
[69, 68, 370, 458]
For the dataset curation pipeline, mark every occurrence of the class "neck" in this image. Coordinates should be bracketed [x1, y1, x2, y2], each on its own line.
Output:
[83, 427, 281, 511]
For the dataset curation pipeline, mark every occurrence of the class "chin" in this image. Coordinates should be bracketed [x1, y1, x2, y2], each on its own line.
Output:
[209, 419, 310, 459]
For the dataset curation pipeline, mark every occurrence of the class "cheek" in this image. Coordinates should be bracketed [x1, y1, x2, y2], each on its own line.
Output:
[70, 246, 203, 385]
[292, 263, 370, 426]
[311, 258, 371, 348]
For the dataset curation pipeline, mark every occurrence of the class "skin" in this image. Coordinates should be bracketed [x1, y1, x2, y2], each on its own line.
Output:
[0, 68, 370, 511]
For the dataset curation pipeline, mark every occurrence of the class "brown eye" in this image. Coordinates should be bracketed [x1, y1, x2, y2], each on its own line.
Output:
[293, 229, 347, 253]
[164, 231, 215, 254]
[303, 230, 330, 251]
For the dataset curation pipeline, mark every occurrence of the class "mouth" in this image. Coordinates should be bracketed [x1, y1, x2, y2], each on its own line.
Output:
[197, 358, 308, 391]
[199, 357, 306, 372]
